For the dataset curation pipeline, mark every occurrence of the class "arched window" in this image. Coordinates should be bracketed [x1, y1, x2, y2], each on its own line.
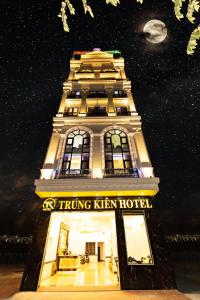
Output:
[104, 129, 136, 176]
[61, 130, 90, 176]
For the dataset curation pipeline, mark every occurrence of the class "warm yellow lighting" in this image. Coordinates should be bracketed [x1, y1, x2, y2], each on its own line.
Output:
[36, 189, 158, 198]
[92, 168, 103, 178]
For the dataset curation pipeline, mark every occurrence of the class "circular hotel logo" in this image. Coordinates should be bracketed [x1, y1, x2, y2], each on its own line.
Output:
[43, 198, 57, 211]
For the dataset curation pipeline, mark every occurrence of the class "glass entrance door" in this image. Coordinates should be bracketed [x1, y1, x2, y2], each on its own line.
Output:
[38, 211, 120, 291]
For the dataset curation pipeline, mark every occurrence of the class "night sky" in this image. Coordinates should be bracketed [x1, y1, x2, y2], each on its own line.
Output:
[1, 0, 200, 235]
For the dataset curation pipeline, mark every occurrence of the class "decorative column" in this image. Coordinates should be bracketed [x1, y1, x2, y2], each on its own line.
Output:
[125, 88, 137, 116]
[40, 132, 60, 179]
[106, 87, 116, 116]
[79, 89, 88, 116]
[92, 134, 103, 178]
[57, 90, 69, 116]
[134, 130, 154, 178]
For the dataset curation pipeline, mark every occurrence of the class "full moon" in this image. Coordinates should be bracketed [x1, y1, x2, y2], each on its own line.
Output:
[143, 19, 167, 44]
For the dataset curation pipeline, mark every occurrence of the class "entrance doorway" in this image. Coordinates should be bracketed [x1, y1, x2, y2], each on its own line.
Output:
[38, 211, 120, 291]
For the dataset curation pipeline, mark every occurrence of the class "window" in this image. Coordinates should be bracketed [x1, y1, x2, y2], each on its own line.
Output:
[123, 212, 153, 265]
[87, 106, 107, 116]
[61, 130, 90, 175]
[67, 91, 81, 99]
[87, 91, 107, 98]
[104, 129, 132, 174]
[116, 107, 130, 116]
[64, 107, 79, 116]
[113, 90, 127, 97]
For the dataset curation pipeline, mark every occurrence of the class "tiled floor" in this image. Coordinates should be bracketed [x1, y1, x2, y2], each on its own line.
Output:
[39, 261, 119, 291]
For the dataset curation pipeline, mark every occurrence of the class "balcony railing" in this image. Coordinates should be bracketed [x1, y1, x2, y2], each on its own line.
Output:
[113, 92, 128, 98]
[103, 168, 139, 178]
[67, 93, 81, 99]
[56, 169, 91, 179]
[87, 107, 107, 116]
[63, 112, 78, 117]
[116, 111, 131, 116]
[87, 92, 107, 98]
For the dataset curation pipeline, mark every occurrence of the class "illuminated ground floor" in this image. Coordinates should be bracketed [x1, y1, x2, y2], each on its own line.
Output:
[20, 197, 176, 291]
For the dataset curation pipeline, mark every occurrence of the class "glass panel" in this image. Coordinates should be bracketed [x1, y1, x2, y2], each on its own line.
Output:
[121, 137, 128, 144]
[105, 137, 111, 144]
[105, 132, 111, 137]
[63, 153, 71, 161]
[68, 133, 74, 138]
[124, 160, 132, 169]
[123, 214, 153, 265]
[105, 153, 112, 161]
[65, 145, 72, 152]
[111, 134, 121, 148]
[82, 144, 89, 152]
[105, 144, 112, 151]
[120, 132, 126, 137]
[81, 161, 89, 169]
[83, 138, 89, 145]
[113, 154, 123, 169]
[82, 153, 89, 161]
[106, 161, 113, 169]
[109, 130, 115, 134]
[67, 138, 73, 145]
[73, 135, 83, 149]
[123, 153, 130, 160]
[71, 154, 81, 169]
[73, 131, 79, 135]
[122, 144, 129, 150]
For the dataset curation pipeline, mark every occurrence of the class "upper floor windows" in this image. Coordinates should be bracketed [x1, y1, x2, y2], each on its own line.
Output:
[60, 130, 90, 177]
[87, 91, 107, 98]
[116, 107, 130, 116]
[113, 90, 127, 98]
[64, 107, 79, 117]
[67, 91, 81, 99]
[87, 106, 107, 116]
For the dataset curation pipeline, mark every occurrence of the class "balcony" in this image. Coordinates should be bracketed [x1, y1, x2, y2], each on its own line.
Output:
[87, 91, 107, 98]
[103, 168, 139, 178]
[67, 92, 81, 99]
[56, 169, 91, 179]
[113, 91, 127, 98]
[87, 106, 107, 117]
[116, 111, 131, 116]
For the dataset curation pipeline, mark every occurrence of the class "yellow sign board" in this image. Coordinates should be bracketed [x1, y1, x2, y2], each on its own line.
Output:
[42, 197, 153, 211]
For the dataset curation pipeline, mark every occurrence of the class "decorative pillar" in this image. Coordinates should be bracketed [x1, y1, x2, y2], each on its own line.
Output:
[40, 132, 60, 179]
[79, 89, 88, 116]
[125, 88, 137, 115]
[106, 87, 115, 116]
[57, 90, 68, 116]
[92, 134, 103, 178]
[134, 131, 154, 177]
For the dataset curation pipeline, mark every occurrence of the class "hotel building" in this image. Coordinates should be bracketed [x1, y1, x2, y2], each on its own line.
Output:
[21, 49, 175, 291]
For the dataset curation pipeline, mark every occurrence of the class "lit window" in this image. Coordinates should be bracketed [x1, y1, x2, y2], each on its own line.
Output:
[123, 212, 153, 265]
[116, 107, 129, 116]
[104, 129, 132, 174]
[65, 107, 79, 116]
[61, 130, 90, 175]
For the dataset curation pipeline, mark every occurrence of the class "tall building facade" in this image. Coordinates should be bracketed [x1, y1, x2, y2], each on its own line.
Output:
[21, 49, 175, 291]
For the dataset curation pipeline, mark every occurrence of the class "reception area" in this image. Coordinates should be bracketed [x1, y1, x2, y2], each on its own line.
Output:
[38, 211, 120, 291]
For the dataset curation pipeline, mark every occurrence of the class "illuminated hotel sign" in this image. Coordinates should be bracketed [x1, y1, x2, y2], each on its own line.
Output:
[42, 197, 153, 211]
